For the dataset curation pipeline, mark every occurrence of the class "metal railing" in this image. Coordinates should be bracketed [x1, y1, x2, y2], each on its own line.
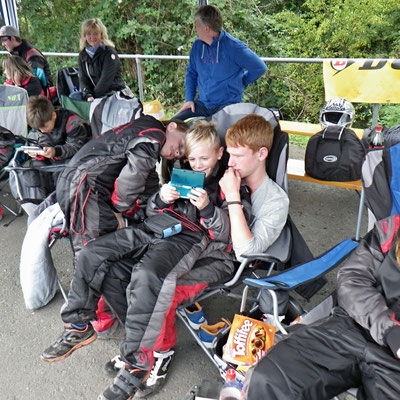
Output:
[0, 50, 382, 123]
[0, 49, 327, 103]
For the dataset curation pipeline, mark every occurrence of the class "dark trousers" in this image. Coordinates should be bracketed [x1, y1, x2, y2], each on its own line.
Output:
[120, 229, 207, 370]
[61, 227, 153, 325]
[69, 192, 119, 258]
[172, 100, 231, 121]
[245, 310, 400, 400]
[61, 225, 208, 371]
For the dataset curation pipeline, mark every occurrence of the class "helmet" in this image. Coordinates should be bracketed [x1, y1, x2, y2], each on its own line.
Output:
[319, 97, 355, 128]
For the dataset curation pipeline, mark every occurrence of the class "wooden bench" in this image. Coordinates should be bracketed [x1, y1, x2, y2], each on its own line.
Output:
[279, 120, 365, 240]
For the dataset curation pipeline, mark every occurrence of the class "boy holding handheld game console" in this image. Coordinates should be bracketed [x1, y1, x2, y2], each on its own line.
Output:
[23, 96, 90, 193]
[41, 120, 251, 400]
[25, 96, 90, 163]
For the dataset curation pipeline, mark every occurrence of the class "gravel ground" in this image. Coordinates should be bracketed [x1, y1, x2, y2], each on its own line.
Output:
[0, 150, 366, 399]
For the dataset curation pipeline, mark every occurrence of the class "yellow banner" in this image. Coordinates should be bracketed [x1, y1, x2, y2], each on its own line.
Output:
[323, 59, 400, 104]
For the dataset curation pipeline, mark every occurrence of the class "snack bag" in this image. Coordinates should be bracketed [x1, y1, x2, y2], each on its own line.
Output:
[143, 99, 165, 121]
[222, 314, 275, 367]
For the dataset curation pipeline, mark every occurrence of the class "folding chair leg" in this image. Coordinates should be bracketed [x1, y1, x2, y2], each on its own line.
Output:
[240, 285, 249, 314]
[269, 290, 288, 335]
[57, 278, 68, 303]
[0, 201, 22, 227]
[355, 188, 365, 241]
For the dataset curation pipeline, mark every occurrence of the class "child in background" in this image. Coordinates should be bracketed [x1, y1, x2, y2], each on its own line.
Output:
[26, 96, 90, 163]
[24, 96, 90, 193]
[3, 55, 44, 97]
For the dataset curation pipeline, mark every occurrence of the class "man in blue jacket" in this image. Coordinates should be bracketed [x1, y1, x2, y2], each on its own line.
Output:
[173, 5, 266, 120]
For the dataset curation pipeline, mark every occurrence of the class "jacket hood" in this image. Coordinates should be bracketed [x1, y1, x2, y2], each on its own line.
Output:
[200, 30, 226, 64]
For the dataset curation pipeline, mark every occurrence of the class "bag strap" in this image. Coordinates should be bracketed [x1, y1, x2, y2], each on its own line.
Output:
[67, 67, 79, 77]
[85, 62, 96, 88]
[62, 69, 76, 93]
[322, 126, 345, 141]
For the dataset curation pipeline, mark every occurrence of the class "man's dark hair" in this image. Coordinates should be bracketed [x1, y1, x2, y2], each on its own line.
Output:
[195, 5, 223, 32]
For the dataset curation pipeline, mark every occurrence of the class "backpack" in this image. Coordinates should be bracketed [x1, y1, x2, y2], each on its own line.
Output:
[305, 125, 365, 182]
[0, 126, 16, 169]
[56, 67, 80, 99]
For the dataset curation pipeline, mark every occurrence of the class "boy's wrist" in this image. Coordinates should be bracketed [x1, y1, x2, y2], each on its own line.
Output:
[225, 195, 241, 203]
[226, 201, 242, 206]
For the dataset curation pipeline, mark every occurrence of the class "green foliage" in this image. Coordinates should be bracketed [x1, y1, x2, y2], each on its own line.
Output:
[16, 0, 98, 73]
[11, 0, 400, 126]
[378, 105, 400, 127]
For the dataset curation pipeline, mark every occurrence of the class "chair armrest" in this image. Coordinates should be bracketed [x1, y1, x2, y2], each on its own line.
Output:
[243, 238, 358, 291]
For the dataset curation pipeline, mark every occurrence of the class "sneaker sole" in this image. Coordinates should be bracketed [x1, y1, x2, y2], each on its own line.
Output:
[41, 332, 98, 362]
[199, 339, 215, 349]
[97, 394, 135, 400]
[104, 360, 121, 377]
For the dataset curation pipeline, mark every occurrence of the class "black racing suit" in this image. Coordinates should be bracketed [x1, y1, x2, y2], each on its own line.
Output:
[56, 115, 165, 257]
[31, 108, 90, 194]
[244, 215, 400, 400]
[37, 108, 90, 161]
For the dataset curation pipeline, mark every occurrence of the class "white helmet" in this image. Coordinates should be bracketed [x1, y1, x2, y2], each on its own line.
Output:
[319, 97, 355, 128]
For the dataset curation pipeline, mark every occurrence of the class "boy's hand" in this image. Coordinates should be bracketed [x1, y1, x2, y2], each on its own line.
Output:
[25, 151, 38, 158]
[188, 188, 209, 210]
[160, 183, 180, 203]
[42, 147, 56, 158]
[219, 167, 242, 202]
[114, 212, 126, 230]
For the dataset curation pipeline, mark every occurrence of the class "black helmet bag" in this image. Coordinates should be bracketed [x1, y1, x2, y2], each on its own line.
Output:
[305, 125, 365, 181]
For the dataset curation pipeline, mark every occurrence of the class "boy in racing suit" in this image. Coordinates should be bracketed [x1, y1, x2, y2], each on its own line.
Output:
[56, 114, 188, 259]
[244, 215, 400, 400]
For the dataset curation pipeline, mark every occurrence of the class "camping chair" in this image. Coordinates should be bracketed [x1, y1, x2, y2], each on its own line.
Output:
[56, 66, 91, 123]
[361, 141, 400, 229]
[0, 85, 29, 137]
[89, 92, 143, 137]
[5, 147, 66, 207]
[0, 85, 29, 222]
[175, 102, 358, 377]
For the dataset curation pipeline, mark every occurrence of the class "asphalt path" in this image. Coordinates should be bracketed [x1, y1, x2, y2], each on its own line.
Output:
[0, 161, 367, 400]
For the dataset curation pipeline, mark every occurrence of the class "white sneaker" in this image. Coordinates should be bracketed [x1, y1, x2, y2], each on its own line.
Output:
[104, 350, 175, 397]
[135, 350, 175, 398]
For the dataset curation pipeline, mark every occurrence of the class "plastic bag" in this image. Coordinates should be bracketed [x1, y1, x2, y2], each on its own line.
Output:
[143, 99, 165, 120]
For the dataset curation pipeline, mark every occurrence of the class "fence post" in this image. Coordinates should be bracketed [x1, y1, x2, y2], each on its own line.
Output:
[371, 103, 380, 128]
[135, 57, 144, 103]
